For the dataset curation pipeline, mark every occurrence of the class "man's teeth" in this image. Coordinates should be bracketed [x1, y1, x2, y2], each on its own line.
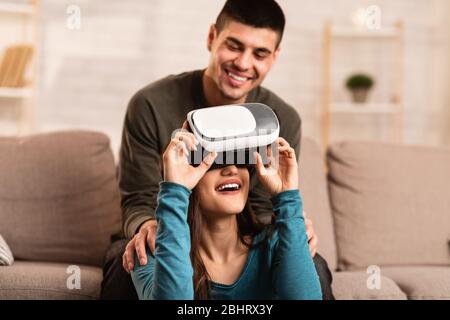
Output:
[217, 183, 240, 191]
[228, 72, 248, 82]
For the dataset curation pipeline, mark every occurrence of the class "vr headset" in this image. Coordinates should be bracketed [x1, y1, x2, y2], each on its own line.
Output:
[186, 103, 280, 169]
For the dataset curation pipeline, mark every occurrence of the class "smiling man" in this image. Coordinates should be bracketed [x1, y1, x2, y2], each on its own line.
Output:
[101, 0, 334, 300]
[203, 18, 280, 105]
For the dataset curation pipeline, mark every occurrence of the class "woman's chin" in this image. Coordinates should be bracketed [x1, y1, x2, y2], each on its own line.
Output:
[216, 204, 246, 216]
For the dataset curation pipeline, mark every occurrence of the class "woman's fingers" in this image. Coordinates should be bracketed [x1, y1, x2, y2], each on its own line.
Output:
[196, 151, 218, 174]
[278, 145, 296, 158]
[174, 131, 198, 151]
[277, 137, 289, 147]
[267, 144, 273, 158]
[168, 130, 199, 160]
[254, 151, 267, 175]
[181, 120, 190, 130]
[276, 138, 295, 159]
[171, 139, 189, 157]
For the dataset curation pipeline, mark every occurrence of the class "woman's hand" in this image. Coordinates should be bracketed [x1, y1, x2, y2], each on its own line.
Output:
[254, 137, 298, 196]
[163, 127, 217, 190]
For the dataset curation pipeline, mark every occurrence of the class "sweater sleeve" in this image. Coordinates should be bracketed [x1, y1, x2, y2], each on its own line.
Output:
[119, 91, 163, 238]
[130, 182, 194, 300]
[270, 190, 322, 300]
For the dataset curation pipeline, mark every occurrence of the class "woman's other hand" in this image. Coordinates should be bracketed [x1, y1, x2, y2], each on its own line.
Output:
[254, 137, 298, 196]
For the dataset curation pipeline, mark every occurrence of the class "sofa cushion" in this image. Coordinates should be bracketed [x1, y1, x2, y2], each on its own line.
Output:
[327, 141, 450, 270]
[299, 137, 337, 270]
[0, 131, 122, 267]
[332, 271, 407, 300]
[0, 235, 14, 266]
[0, 261, 102, 299]
[381, 266, 450, 300]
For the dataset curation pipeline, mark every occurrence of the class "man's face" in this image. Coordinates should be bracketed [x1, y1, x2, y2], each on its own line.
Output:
[206, 21, 280, 102]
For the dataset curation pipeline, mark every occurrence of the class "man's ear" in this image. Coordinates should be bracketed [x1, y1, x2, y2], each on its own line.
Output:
[272, 46, 281, 63]
[207, 24, 217, 52]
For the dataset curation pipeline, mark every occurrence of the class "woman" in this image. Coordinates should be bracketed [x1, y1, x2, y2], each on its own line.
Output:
[131, 128, 322, 300]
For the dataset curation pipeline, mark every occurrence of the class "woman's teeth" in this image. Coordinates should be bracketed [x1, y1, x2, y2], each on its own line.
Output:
[216, 183, 240, 192]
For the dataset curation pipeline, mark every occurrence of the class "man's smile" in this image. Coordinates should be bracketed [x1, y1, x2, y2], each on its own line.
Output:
[223, 66, 256, 88]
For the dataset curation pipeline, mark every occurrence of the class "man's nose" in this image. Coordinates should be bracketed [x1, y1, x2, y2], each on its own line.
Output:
[233, 51, 252, 71]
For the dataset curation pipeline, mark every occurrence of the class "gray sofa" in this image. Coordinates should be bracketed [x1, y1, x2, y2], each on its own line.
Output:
[0, 131, 449, 299]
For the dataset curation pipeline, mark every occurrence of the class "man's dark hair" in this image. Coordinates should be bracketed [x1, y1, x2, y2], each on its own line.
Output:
[215, 0, 286, 48]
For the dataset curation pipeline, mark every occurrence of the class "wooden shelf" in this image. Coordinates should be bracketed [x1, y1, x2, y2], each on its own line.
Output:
[0, 87, 33, 98]
[0, 2, 34, 15]
[0, 0, 38, 135]
[331, 26, 399, 39]
[331, 102, 401, 114]
[321, 21, 405, 150]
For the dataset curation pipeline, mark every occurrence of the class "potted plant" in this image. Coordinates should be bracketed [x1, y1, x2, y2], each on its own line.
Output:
[345, 73, 375, 103]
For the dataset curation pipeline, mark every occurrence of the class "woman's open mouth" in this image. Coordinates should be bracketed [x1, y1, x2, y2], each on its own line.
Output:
[215, 181, 242, 195]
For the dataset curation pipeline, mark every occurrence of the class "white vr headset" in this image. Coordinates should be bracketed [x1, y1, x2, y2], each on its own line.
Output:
[186, 103, 280, 167]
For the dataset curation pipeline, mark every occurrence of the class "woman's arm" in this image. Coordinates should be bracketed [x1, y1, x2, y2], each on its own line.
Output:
[131, 182, 194, 300]
[253, 137, 321, 299]
[131, 127, 216, 299]
[270, 189, 322, 300]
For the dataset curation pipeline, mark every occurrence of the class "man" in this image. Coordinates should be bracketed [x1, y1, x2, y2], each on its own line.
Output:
[101, 0, 334, 300]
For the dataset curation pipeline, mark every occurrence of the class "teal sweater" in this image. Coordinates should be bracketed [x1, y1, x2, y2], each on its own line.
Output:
[131, 182, 322, 300]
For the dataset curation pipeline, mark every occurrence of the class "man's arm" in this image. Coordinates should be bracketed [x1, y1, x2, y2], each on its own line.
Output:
[119, 91, 162, 238]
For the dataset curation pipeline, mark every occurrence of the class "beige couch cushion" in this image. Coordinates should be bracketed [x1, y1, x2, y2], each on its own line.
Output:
[381, 266, 450, 300]
[0, 261, 102, 299]
[332, 271, 407, 300]
[0, 131, 122, 267]
[299, 137, 337, 270]
[327, 141, 450, 270]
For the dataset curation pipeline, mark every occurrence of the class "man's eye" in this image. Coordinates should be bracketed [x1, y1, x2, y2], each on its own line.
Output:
[228, 45, 240, 51]
[255, 53, 268, 60]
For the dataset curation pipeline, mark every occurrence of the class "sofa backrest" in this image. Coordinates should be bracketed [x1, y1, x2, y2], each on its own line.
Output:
[299, 137, 337, 270]
[327, 140, 450, 271]
[0, 131, 122, 267]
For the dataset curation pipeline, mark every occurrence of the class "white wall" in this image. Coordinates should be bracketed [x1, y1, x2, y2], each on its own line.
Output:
[1, 0, 449, 157]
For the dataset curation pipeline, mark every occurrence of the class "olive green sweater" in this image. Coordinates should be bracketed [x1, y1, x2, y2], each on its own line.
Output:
[119, 70, 301, 238]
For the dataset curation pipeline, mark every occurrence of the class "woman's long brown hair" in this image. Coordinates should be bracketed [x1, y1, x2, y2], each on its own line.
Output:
[187, 181, 270, 300]
[161, 155, 271, 299]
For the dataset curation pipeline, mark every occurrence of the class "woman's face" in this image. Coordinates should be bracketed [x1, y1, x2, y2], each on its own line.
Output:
[195, 165, 250, 217]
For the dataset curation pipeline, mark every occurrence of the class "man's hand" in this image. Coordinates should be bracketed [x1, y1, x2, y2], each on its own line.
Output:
[122, 220, 158, 273]
[304, 211, 318, 257]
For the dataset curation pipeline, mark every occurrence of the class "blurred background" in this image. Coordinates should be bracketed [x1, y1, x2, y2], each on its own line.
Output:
[0, 0, 449, 158]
